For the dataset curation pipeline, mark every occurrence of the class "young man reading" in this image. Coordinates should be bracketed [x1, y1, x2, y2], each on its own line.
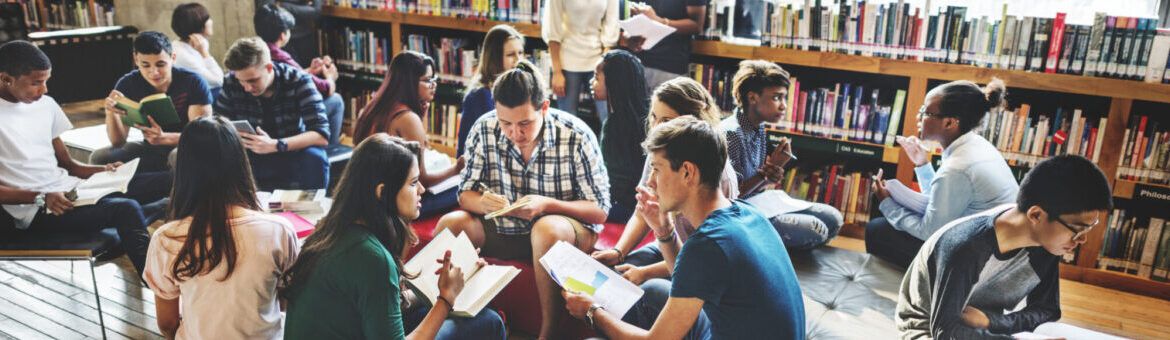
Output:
[254, 3, 344, 147]
[96, 31, 214, 171]
[564, 116, 805, 340]
[0, 41, 170, 275]
[433, 61, 610, 340]
[721, 59, 842, 250]
[214, 37, 330, 190]
[893, 155, 1113, 339]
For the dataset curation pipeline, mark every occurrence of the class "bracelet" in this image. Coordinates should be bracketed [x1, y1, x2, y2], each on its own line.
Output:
[655, 230, 676, 243]
[610, 248, 626, 263]
[436, 295, 454, 313]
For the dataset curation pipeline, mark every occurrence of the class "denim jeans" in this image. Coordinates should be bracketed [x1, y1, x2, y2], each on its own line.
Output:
[558, 70, 609, 125]
[864, 217, 924, 268]
[90, 140, 176, 172]
[770, 202, 844, 250]
[323, 93, 346, 146]
[620, 278, 712, 340]
[249, 146, 329, 191]
[419, 187, 458, 219]
[402, 305, 506, 340]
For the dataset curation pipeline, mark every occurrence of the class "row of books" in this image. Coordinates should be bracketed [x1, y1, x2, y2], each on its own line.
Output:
[426, 102, 460, 149]
[977, 105, 1108, 168]
[324, 0, 540, 24]
[1116, 115, 1170, 184]
[44, 0, 113, 30]
[1097, 210, 1170, 282]
[777, 164, 876, 225]
[405, 34, 477, 85]
[320, 26, 391, 76]
[701, 1, 1170, 83]
[689, 63, 736, 112]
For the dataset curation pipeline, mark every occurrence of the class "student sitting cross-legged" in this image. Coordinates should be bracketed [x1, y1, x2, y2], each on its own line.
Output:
[564, 116, 805, 340]
[214, 37, 330, 191]
[0, 40, 170, 275]
[143, 116, 300, 340]
[433, 60, 611, 340]
[721, 60, 843, 250]
[893, 155, 1112, 339]
[282, 134, 505, 340]
[591, 77, 739, 286]
[94, 31, 214, 172]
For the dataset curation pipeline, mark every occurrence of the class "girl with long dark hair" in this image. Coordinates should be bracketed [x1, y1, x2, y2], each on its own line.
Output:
[143, 116, 300, 339]
[282, 134, 504, 339]
[354, 50, 466, 218]
[592, 49, 650, 222]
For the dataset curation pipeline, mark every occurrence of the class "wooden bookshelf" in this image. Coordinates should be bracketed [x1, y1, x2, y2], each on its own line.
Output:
[321, 7, 1170, 300]
[25, 0, 112, 31]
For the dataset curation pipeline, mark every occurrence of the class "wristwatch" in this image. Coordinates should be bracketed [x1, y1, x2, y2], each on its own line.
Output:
[34, 192, 46, 212]
[276, 138, 289, 152]
[586, 304, 606, 327]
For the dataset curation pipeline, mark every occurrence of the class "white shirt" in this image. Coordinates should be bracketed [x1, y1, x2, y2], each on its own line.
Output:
[0, 95, 82, 229]
[541, 0, 620, 72]
[173, 40, 225, 88]
[143, 212, 300, 340]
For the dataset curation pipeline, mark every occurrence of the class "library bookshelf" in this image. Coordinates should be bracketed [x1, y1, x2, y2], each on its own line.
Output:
[321, 5, 1170, 300]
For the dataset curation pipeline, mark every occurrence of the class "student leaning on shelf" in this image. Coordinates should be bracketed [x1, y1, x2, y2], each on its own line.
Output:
[867, 78, 1019, 268]
[282, 134, 505, 340]
[542, 0, 619, 124]
[721, 59, 843, 250]
[457, 24, 526, 157]
[353, 50, 467, 219]
[144, 116, 299, 340]
[895, 155, 1113, 339]
[95, 31, 214, 172]
[565, 116, 805, 340]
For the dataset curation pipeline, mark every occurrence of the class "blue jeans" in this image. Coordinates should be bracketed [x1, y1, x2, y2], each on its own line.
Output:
[323, 93, 345, 146]
[249, 146, 329, 191]
[558, 70, 609, 125]
[864, 217, 924, 268]
[419, 187, 458, 219]
[90, 140, 175, 172]
[769, 202, 844, 250]
[620, 279, 712, 340]
[402, 305, 506, 340]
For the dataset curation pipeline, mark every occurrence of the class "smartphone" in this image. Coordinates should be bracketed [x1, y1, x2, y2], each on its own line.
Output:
[231, 120, 257, 135]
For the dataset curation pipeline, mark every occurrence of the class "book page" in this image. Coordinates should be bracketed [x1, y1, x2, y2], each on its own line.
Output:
[886, 179, 929, 215]
[539, 241, 644, 317]
[619, 14, 677, 50]
[74, 158, 139, 206]
[453, 265, 519, 316]
[404, 229, 480, 302]
[743, 189, 813, 218]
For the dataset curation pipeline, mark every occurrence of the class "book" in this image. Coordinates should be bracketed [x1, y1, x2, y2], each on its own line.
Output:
[743, 189, 813, 219]
[539, 241, 644, 318]
[1138, 217, 1164, 278]
[266, 189, 326, 214]
[274, 211, 316, 238]
[115, 93, 181, 128]
[404, 229, 520, 318]
[71, 158, 140, 206]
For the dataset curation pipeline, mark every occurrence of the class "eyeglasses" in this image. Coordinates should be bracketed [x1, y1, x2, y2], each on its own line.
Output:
[1055, 215, 1097, 241]
[420, 76, 438, 87]
[917, 107, 948, 118]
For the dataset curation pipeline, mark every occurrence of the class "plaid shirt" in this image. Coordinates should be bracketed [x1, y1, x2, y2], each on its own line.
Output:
[460, 108, 611, 235]
[214, 63, 329, 140]
[720, 108, 767, 182]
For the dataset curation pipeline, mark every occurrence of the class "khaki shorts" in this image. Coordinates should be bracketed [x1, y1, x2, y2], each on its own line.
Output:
[480, 215, 592, 260]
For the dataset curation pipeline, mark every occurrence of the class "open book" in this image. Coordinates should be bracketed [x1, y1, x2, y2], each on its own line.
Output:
[743, 189, 814, 219]
[72, 158, 139, 206]
[115, 93, 181, 128]
[404, 229, 520, 318]
[886, 179, 928, 215]
[539, 241, 644, 318]
[424, 148, 460, 194]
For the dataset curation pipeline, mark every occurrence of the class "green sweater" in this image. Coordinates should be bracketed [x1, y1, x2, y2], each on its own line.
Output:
[284, 226, 406, 340]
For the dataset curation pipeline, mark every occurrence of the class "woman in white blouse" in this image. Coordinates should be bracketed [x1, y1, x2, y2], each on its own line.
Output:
[170, 3, 225, 88]
[542, 0, 619, 125]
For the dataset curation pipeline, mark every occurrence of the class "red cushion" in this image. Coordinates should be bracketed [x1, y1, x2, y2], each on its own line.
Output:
[407, 212, 652, 336]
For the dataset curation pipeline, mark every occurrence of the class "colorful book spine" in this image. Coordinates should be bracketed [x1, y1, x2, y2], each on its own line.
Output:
[979, 104, 1106, 171]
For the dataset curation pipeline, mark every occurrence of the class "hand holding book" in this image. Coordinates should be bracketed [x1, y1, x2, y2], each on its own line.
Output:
[435, 250, 465, 311]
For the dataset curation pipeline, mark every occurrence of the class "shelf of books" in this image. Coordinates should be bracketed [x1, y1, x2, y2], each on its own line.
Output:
[321, 3, 1170, 300]
[2, 0, 115, 32]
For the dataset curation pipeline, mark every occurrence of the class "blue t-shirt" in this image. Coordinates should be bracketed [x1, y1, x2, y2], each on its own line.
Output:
[671, 201, 805, 340]
[114, 66, 212, 132]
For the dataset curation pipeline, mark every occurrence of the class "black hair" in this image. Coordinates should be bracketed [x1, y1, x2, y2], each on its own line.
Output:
[732, 59, 790, 108]
[492, 59, 545, 109]
[354, 51, 436, 142]
[642, 115, 728, 190]
[167, 116, 260, 282]
[254, 3, 295, 44]
[0, 40, 50, 77]
[172, 3, 211, 39]
[133, 31, 173, 55]
[928, 78, 1007, 135]
[1017, 155, 1113, 219]
[600, 50, 650, 138]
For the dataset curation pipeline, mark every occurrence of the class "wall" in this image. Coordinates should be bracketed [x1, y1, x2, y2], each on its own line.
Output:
[113, 0, 255, 62]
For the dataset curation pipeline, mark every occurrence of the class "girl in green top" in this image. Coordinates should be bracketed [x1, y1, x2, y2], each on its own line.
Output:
[280, 133, 505, 339]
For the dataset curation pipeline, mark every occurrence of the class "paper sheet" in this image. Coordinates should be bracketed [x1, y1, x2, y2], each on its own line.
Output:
[743, 189, 814, 218]
[74, 158, 139, 206]
[886, 179, 928, 215]
[619, 14, 677, 50]
[1012, 322, 1127, 340]
[539, 241, 644, 318]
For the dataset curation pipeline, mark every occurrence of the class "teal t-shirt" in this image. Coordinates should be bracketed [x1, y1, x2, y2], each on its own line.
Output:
[284, 226, 406, 340]
[670, 201, 806, 339]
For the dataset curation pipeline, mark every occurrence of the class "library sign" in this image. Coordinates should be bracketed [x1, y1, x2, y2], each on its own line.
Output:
[1132, 184, 1170, 219]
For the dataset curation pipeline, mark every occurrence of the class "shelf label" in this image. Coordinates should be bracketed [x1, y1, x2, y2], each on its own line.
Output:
[1131, 183, 1170, 218]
